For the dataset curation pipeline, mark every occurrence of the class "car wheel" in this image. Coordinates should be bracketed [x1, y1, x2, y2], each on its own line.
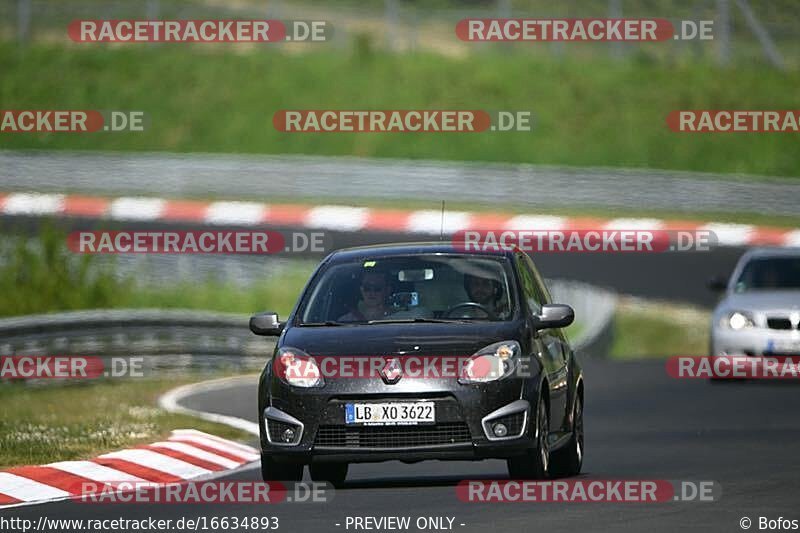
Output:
[261, 453, 303, 482]
[309, 462, 348, 487]
[507, 396, 549, 480]
[550, 393, 584, 477]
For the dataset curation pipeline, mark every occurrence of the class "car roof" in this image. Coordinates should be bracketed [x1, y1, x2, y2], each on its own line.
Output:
[740, 247, 800, 261]
[326, 242, 515, 263]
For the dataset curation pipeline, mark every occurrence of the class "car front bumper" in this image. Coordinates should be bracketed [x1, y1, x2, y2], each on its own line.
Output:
[258, 376, 539, 464]
[711, 327, 800, 357]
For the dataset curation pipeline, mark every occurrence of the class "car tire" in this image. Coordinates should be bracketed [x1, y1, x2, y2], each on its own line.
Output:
[507, 396, 549, 480]
[309, 462, 348, 487]
[261, 453, 304, 482]
[549, 393, 584, 478]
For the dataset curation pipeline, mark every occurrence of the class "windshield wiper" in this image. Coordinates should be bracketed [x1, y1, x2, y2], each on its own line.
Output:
[299, 321, 347, 327]
[366, 317, 471, 325]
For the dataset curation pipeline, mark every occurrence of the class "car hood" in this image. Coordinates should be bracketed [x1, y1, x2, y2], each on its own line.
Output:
[719, 290, 800, 313]
[280, 320, 526, 356]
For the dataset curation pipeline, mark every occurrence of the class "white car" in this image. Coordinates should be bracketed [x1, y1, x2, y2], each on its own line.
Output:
[709, 248, 800, 359]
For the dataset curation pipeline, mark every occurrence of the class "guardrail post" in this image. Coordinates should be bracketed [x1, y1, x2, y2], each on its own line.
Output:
[733, 0, 786, 71]
[497, 0, 511, 18]
[716, 0, 731, 66]
[385, 0, 398, 51]
[608, 0, 624, 59]
[17, 0, 31, 45]
[146, 0, 160, 19]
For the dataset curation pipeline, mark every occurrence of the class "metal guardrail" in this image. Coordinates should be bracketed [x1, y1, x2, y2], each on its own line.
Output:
[0, 279, 616, 361]
[0, 309, 269, 357]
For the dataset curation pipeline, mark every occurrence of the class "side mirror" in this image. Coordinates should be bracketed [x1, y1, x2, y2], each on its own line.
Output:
[707, 275, 728, 292]
[534, 304, 575, 330]
[249, 312, 284, 336]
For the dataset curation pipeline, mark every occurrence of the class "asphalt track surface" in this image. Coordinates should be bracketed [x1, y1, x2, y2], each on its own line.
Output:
[3, 359, 799, 533]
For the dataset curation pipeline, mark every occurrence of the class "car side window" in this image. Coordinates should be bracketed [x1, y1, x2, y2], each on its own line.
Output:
[524, 254, 552, 305]
[525, 254, 570, 344]
[515, 253, 542, 315]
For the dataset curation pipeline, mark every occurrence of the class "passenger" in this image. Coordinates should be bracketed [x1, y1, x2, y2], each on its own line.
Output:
[338, 270, 394, 321]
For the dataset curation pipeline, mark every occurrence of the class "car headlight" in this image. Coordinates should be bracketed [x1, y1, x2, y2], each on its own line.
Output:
[274, 347, 324, 388]
[459, 341, 520, 384]
[722, 311, 755, 330]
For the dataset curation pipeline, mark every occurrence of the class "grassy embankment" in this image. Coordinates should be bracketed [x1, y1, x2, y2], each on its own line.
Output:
[0, 378, 254, 468]
[1, 43, 800, 179]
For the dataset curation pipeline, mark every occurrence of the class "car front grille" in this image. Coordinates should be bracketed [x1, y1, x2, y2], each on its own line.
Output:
[767, 317, 794, 330]
[314, 422, 472, 449]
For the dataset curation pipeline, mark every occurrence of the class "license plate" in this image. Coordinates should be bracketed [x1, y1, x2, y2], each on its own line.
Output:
[767, 339, 800, 354]
[345, 402, 435, 426]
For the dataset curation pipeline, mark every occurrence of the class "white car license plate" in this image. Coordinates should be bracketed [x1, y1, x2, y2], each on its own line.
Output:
[345, 402, 435, 426]
[767, 339, 800, 354]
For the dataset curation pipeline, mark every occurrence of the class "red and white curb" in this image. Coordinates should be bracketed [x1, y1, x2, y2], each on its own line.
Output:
[0, 429, 259, 509]
[1, 191, 799, 247]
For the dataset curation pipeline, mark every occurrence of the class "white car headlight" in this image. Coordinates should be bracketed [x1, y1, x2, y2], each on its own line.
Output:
[274, 347, 324, 388]
[459, 341, 520, 384]
[722, 311, 755, 330]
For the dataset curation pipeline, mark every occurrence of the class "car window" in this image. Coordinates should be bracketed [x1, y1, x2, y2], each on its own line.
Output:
[734, 256, 800, 291]
[515, 253, 542, 314]
[524, 253, 552, 305]
[298, 254, 516, 324]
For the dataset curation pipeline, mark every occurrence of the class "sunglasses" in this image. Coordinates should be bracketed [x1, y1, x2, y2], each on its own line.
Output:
[361, 284, 386, 292]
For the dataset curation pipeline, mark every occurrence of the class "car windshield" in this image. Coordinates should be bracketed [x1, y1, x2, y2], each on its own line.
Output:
[298, 254, 516, 325]
[734, 256, 800, 292]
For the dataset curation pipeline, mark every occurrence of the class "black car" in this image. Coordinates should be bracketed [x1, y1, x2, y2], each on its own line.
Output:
[251, 243, 584, 485]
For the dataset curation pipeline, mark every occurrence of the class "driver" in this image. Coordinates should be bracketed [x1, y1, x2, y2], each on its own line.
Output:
[463, 272, 506, 318]
[338, 270, 394, 322]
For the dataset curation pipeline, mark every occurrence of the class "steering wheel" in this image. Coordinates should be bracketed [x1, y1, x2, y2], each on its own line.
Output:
[443, 302, 496, 320]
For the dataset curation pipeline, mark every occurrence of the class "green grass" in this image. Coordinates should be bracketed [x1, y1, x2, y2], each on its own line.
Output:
[2, 43, 800, 178]
[0, 378, 253, 468]
[130, 273, 312, 317]
[610, 297, 710, 359]
[0, 226, 315, 318]
[0, 228, 125, 317]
